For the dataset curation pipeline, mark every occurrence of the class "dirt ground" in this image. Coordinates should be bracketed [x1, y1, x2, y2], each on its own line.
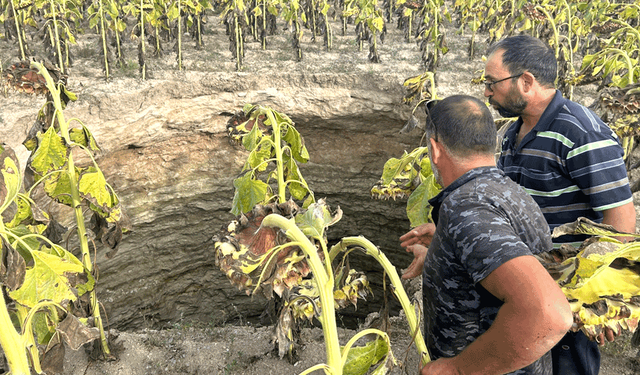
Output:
[2, 8, 640, 375]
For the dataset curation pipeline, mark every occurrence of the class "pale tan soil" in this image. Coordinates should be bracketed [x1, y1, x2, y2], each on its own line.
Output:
[1, 9, 640, 375]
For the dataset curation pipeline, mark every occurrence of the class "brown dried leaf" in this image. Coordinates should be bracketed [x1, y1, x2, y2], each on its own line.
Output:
[0, 237, 26, 291]
[57, 314, 100, 351]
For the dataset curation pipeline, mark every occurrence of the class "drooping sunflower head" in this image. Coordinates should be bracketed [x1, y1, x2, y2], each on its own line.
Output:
[3, 59, 67, 97]
[213, 200, 315, 298]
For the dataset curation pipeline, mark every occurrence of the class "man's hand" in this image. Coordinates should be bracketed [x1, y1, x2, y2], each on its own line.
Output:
[402, 244, 428, 279]
[420, 357, 462, 375]
[595, 326, 618, 346]
[400, 223, 436, 248]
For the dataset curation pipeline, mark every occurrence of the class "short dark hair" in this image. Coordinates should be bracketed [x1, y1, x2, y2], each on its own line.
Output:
[426, 95, 496, 157]
[487, 35, 557, 88]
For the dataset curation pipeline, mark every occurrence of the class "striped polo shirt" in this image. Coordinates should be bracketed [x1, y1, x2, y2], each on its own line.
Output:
[497, 90, 633, 246]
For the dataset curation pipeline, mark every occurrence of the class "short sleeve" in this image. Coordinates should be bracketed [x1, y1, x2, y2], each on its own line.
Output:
[566, 131, 633, 211]
[446, 198, 534, 285]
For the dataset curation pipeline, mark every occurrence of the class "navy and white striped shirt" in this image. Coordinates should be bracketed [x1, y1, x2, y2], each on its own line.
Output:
[497, 90, 633, 246]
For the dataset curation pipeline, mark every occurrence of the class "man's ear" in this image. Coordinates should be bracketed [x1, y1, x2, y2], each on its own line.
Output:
[521, 71, 535, 92]
[429, 137, 443, 164]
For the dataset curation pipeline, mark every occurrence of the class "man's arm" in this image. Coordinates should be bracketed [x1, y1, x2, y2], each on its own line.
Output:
[601, 201, 637, 235]
[420, 255, 573, 375]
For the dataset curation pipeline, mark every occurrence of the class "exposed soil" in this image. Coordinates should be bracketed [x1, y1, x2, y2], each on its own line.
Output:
[2, 9, 640, 375]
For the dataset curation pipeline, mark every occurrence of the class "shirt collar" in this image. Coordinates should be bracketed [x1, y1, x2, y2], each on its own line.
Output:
[428, 166, 504, 225]
[502, 89, 565, 149]
[533, 89, 565, 132]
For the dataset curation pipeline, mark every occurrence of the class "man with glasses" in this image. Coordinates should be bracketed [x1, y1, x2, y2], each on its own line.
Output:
[410, 95, 572, 375]
[401, 35, 636, 375]
[485, 35, 635, 375]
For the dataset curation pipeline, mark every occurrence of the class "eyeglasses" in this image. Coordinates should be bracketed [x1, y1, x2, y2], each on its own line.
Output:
[423, 99, 439, 142]
[483, 73, 523, 92]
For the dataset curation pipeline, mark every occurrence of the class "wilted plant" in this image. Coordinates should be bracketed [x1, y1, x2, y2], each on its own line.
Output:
[453, 0, 483, 60]
[343, 0, 385, 61]
[87, 0, 122, 79]
[394, 0, 419, 43]
[539, 218, 640, 341]
[250, 0, 279, 50]
[0, 144, 99, 375]
[371, 146, 440, 227]
[226, 103, 314, 215]
[183, 0, 212, 49]
[530, 0, 582, 99]
[3, 59, 131, 361]
[38, 0, 82, 74]
[579, 17, 639, 89]
[590, 83, 640, 163]
[215, 104, 431, 373]
[1, 59, 130, 371]
[220, 0, 249, 70]
[123, 0, 154, 78]
[281, 0, 305, 61]
[1, 0, 31, 59]
[369, 72, 441, 227]
[415, 0, 449, 73]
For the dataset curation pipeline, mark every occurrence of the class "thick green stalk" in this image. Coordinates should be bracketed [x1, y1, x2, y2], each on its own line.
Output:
[331, 236, 431, 366]
[535, 6, 559, 58]
[67, 153, 112, 357]
[431, 1, 438, 67]
[616, 49, 635, 85]
[62, 2, 71, 67]
[310, 0, 317, 41]
[265, 111, 286, 203]
[561, 0, 574, 99]
[536, 6, 560, 86]
[342, 6, 347, 35]
[154, 26, 161, 54]
[358, 20, 363, 51]
[324, 7, 332, 51]
[197, 13, 203, 48]
[114, 18, 123, 66]
[609, 18, 640, 41]
[50, 0, 65, 74]
[99, 0, 110, 79]
[177, 0, 182, 70]
[10, 0, 26, 59]
[0, 292, 30, 375]
[295, 19, 302, 59]
[470, 15, 476, 60]
[408, 11, 412, 42]
[234, 10, 242, 70]
[140, 0, 146, 79]
[0, 218, 31, 375]
[261, 214, 342, 373]
[261, 0, 266, 49]
[32, 61, 112, 357]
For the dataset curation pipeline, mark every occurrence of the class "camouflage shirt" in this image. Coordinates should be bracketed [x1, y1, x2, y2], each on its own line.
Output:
[423, 166, 553, 375]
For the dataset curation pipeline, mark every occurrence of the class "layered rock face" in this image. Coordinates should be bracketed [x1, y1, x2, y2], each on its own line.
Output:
[3, 71, 423, 330]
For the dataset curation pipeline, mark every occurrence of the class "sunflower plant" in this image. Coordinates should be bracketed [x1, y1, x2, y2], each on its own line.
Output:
[539, 218, 640, 341]
[0, 144, 99, 375]
[3, 60, 131, 362]
[215, 104, 431, 374]
[1, 60, 130, 372]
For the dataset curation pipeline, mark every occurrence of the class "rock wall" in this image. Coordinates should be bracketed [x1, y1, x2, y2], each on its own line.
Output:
[2, 70, 424, 330]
